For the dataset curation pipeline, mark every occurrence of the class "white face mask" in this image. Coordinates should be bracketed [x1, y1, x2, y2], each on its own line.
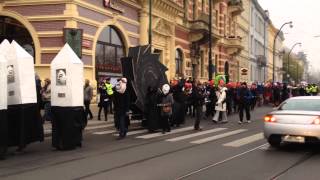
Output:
[116, 79, 127, 94]
[162, 84, 170, 95]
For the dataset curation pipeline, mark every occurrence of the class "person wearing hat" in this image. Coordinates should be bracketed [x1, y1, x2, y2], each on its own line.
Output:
[237, 82, 252, 124]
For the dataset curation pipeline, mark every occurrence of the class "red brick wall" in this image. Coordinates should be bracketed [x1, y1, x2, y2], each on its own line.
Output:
[4, 4, 65, 16]
[39, 37, 64, 47]
[41, 53, 57, 64]
[78, 6, 112, 23]
[78, 22, 98, 35]
[32, 21, 65, 31]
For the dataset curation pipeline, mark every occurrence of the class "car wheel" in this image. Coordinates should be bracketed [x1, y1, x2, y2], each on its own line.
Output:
[268, 136, 281, 148]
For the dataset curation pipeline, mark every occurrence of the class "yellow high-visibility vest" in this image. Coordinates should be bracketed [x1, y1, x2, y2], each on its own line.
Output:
[105, 83, 113, 95]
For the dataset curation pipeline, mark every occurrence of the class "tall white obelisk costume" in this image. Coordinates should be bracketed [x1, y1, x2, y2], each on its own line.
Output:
[0, 40, 9, 158]
[6, 41, 43, 151]
[51, 43, 86, 150]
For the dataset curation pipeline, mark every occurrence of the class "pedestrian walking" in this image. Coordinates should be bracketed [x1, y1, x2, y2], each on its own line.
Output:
[41, 78, 52, 122]
[237, 82, 252, 124]
[158, 84, 173, 134]
[84, 79, 93, 120]
[113, 78, 130, 139]
[212, 83, 228, 123]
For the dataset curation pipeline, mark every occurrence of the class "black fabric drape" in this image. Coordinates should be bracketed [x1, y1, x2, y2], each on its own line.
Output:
[51, 106, 86, 150]
[7, 103, 44, 148]
[0, 110, 8, 158]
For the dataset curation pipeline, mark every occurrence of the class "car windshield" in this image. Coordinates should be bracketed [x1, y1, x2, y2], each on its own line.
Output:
[279, 99, 320, 111]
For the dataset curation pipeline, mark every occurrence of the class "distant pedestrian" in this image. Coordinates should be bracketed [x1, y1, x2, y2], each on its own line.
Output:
[41, 78, 52, 122]
[212, 83, 228, 123]
[192, 82, 205, 130]
[84, 79, 93, 120]
[98, 79, 109, 121]
[237, 82, 252, 124]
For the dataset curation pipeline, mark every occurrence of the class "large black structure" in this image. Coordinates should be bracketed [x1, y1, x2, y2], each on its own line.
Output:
[121, 45, 168, 114]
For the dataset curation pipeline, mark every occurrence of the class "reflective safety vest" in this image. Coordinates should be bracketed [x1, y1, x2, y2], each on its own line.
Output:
[306, 87, 312, 94]
[311, 85, 318, 93]
[105, 83, 114, 96]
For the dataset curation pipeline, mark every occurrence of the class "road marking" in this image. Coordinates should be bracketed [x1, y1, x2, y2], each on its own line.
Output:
[223, 133, 264, 147]
[93, 130, 117, 135]
[190, 129, 248, 144]
[175, 143, 268, 180]
[136, 126, 194, 139]
[166, 128, 227, 142]
[85, 124, 113, 130]
[112, 129, 148, 136]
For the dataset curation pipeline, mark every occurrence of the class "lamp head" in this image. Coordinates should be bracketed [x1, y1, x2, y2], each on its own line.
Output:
[289, 21, 293, 28]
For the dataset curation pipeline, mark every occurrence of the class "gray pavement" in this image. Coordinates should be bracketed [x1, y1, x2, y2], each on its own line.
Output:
[1, 106, 320, 180]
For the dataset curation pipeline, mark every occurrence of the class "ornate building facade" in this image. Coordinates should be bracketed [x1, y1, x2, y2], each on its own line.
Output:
[0, 0, 245, 84]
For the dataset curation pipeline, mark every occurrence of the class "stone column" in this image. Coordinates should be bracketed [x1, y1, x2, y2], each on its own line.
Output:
[139, 9, 149, 45]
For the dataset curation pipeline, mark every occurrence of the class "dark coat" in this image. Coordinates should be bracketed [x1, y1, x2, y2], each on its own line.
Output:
[145, 88, 161, 131]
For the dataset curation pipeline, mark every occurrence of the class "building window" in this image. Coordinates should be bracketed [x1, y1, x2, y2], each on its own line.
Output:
[175, 48, 183, 76]
[95, 26, 125, 79]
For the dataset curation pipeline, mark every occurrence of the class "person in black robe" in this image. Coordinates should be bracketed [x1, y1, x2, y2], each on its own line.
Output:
[205, 84, 216, 118]
[113, 78, 130, 138]
[145, 86, 161, 132]
[172, 82, 187, 127]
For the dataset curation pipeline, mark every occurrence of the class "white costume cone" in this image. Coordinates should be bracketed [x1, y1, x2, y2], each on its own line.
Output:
[6, 40, 43, 150]
[50, 43, 85, 150]
[0, 39, 9, 157]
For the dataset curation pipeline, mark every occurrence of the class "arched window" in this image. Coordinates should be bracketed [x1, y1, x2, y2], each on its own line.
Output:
[175, 49, 183, 76]
[95, 26, 125, 79]
[0, 16, 35, 62]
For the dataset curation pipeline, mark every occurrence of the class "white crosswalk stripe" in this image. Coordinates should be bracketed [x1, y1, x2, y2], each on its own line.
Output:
[190, 129, 248, 144]
[136, 126, 194, 139]
[112, 129, 149, 136]
[166, 128, 227, 142]
[93, 130, 116, 135]
[85, 124, 113, 130]
[223, 133, 264, 147]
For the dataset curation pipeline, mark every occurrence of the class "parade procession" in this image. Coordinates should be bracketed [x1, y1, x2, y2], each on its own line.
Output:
[2, 0, 320, 179]
[0, 39, 318, 160]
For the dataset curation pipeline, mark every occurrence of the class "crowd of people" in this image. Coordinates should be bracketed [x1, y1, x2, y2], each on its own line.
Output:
[37, 75, 319, 140]
[142, 78, 319, 134]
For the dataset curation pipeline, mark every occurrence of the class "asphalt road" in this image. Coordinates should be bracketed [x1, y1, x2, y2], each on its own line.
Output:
[1, 106, 320, 180]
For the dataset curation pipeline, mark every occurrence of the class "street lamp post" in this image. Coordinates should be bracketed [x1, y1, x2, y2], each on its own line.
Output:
[273, 21, 293, 82]
[287, 42, 301, 82]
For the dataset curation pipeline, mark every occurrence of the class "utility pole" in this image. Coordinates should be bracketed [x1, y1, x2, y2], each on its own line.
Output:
[208, 0, 213, 80]
[148, 0, 152, 45]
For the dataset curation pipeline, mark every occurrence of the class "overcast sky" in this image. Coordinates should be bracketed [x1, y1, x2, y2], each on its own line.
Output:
[258, 0, 320, 72]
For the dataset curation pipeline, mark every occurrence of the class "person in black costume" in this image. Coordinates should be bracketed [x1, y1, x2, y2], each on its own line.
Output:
[145, 86, 161, 132]
[192, 82, 205, 130]
[172, 82, 187, 127]
[205, 83, 217, 118]
[113, 78, 130, 139]
[158, 84, 173, 134]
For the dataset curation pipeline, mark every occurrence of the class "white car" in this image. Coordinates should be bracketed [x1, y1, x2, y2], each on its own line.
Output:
[264, 96, 320, 147]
